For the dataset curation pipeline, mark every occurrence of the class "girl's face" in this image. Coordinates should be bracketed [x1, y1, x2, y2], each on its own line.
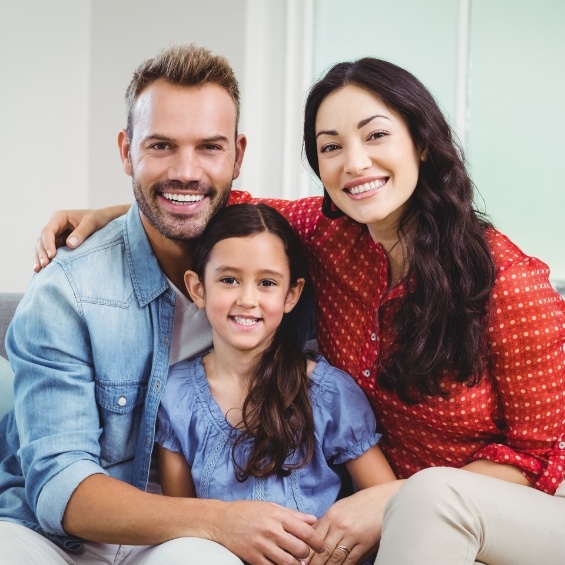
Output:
[185, 232, 304, 355]
[315, 84, 424, 239]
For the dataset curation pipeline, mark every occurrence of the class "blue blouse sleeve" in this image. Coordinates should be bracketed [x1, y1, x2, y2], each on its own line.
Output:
[311, 357, 381, 465]
[155, 403, 182, 453]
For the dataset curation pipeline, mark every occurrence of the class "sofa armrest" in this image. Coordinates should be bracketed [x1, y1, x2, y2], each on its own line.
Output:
[0, 293, 23, 359]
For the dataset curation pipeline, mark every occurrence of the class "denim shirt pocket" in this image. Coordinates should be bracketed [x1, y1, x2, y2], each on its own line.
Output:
[95, 380, 147, 468]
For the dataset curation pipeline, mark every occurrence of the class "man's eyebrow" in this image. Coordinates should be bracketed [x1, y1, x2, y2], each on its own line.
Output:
[141, 134, 231, 143]
[316, 114, 390, 139]
[201, 135, 230, 144]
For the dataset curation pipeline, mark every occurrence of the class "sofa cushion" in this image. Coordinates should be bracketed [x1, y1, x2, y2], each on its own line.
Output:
[0, 356, 14, 420]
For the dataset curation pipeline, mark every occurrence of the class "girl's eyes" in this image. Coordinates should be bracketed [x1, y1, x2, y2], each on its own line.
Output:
[218, 277, 277, 287]
[258, 280, 277, 287]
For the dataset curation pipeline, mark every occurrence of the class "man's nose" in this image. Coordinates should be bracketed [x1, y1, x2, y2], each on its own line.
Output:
[168, 148, 203, 183]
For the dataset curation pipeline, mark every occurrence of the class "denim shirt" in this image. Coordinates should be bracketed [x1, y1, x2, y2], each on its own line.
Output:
[0, 203, 175, 547]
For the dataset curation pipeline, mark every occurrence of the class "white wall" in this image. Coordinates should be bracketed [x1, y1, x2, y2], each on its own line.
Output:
[2, 0, 563, 292]
[0, 0, 311, 293]
[0, 1, 90, 292]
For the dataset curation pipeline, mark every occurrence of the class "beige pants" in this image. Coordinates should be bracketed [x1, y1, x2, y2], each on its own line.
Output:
[0, 521, 244, 565]
[375, 467, 565, 565]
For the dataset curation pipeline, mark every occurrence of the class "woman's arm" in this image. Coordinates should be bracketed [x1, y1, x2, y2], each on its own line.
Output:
[157, 444, 197, 498]
[34, 204, 131, 271]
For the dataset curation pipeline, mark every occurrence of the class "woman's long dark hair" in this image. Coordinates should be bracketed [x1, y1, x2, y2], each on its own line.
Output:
[303, 58, 496, 403]
[191, 203, 315, 479]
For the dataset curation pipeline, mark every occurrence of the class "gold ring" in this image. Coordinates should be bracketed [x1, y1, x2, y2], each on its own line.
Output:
[336, 545, 351, 557]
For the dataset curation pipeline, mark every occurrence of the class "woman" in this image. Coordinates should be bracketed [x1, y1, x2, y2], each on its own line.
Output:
[35, 58, 565, 564]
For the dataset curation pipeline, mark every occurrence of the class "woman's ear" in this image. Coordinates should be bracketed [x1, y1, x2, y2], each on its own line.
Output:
[284, 278, 305, 314]
[184, 270, 205, 308]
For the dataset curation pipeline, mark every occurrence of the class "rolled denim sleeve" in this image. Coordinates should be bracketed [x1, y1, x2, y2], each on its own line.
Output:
[8, 265, 107, 535]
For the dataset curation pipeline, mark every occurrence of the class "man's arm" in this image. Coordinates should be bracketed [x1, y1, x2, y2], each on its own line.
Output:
[63, 473, 325, 564]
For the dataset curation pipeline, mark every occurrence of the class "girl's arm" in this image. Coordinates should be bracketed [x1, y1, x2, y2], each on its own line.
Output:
[344, 445, 396, 490]
[157, 444, 196, 498]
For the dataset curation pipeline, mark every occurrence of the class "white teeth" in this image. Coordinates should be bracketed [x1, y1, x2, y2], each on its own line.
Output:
[163, 192, 205, 203]
[233, 316, 259, 326]
[348, 179, 386, 195]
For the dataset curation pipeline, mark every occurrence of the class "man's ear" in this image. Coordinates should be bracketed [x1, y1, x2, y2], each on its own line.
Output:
[118, 129, 133, 176]
[284, 278, 305, 314]
[233, 134, 247, 180]
[184, 270, 205, 308]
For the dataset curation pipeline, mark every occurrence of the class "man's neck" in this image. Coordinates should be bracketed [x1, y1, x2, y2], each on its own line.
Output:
[141, 218, 194, 298]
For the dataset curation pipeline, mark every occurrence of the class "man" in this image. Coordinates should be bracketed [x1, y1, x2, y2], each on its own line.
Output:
[0, 44, 324, 565]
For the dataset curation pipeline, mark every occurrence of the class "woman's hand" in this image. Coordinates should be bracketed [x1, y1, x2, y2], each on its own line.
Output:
[308, 480, 404, 564]
[214, 500, 326, 565]
[33, 204, 130, 271]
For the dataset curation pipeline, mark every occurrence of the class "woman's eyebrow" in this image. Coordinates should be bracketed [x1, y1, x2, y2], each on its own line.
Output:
[316, 114, 390, 139]
[357, 114, 390, 129]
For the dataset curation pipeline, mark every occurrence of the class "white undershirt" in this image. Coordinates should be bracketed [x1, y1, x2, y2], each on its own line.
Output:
[166, 278, 212, 365]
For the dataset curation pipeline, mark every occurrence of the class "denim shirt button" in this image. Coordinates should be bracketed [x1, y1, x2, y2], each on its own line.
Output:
[118, 396, 127, 407]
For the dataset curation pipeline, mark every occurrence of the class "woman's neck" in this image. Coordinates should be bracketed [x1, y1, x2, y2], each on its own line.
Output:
[367, 222, 411, 286]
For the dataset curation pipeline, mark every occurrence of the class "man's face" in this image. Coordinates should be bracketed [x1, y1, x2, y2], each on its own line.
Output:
[119, 79, 246, 242]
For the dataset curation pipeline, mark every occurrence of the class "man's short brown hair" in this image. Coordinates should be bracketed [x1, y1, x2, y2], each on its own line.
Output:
[125, 44, 240, 139]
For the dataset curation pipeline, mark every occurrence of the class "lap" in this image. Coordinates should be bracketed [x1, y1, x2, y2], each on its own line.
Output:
[0, 521, 243, 565]
[377, 467, 565, 565]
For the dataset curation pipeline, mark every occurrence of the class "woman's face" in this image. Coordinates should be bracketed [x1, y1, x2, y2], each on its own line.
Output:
[315, 84, 423, 239]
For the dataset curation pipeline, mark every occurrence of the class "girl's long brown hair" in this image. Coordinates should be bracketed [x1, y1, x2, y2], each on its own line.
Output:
[191, 203, 315, 480]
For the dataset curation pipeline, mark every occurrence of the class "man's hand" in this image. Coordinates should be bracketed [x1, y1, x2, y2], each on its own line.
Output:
[33, 205, 130, 271]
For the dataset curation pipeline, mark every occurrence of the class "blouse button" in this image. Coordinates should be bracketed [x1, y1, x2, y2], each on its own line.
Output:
[118, 396, 127, 407]
[371, 333, 377, 341]
[363, 369, 371, 377]
[559, 441, 565, 450]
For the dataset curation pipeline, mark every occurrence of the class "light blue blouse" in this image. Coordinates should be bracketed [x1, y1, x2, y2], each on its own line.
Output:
[155, 355, 381, 518]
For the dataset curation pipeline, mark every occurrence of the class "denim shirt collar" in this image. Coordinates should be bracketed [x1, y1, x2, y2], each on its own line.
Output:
[124, 202, 171, 307]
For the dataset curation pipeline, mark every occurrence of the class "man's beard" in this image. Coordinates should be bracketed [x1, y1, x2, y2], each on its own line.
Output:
[132, 177, 231, 241]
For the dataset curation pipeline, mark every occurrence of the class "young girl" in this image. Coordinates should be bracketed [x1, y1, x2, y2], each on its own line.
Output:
[154, 203, 395, 530]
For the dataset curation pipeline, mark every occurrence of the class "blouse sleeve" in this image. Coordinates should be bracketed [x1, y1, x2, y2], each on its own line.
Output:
[311, 358, 382, 465]
[471, 236, 565, 493]
[154, 403, 182, 454]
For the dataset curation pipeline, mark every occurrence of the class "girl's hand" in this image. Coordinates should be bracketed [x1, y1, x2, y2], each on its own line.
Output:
[308, 480, 404, 564]
[33, 205, 130, 271]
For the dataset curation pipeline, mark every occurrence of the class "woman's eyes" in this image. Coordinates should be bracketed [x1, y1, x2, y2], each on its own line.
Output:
[367, 130, 388, 141]
[220, 277, 238, 285]
[258, 280, 277, 287]
[320, 143, 341, 153]
[319, 131, 388, 153]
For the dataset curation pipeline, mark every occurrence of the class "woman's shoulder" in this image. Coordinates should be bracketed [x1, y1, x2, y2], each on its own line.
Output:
[485, 227, 551, 277]
[308, 355, 367, 397]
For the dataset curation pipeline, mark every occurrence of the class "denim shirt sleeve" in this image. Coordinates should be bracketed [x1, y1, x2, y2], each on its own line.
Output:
[5, 212, 175, 538]
[7, 268, 108, 534]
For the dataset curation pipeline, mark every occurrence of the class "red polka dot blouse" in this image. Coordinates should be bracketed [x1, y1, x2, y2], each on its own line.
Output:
[232, 192, 565, 494]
